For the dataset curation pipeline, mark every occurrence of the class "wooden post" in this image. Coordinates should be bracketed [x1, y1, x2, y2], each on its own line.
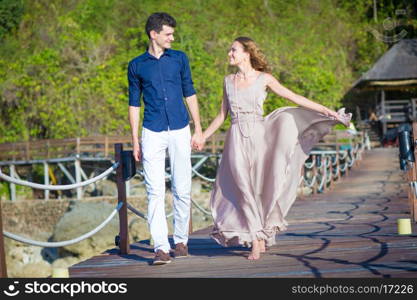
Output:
[345, 147, 350, 176]
[329, 154, 334, 190]
[0, 199, 7, 278]
[211, 135, 216, 154]
[25, 141, 30, 161]
[46, 140, 50, 159]
[115, 143, 130, 254]
[312, 155, 317, 194]
[75, 158, 82, 200]
[9, 165, 16, 202]
[104, 136, 109, 157]
[381, 90, 387, 136]
[76, 137, 80, 155]
[43, 162, 49, 200]
[336, 151, 340, 181]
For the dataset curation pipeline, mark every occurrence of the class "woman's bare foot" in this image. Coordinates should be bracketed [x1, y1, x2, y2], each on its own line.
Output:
[247, 240, 261, 260]
[259, 239, 266, 253]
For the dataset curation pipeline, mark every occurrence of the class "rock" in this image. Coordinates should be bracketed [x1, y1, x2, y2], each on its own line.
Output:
[128, 218, 150, 242]
[5, 237, 52, 278]
[52, 256, 83, 269]
[297, 186, 313, 196]
[51, 201, 119, 258]
[9, 261, 52, 278]
[128, 178, 147, 197]
[94, 179, 117, 196]
[191, 179, 202, 197]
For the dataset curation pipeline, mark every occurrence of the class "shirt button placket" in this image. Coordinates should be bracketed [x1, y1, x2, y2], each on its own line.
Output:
[158, 59, 170, 128]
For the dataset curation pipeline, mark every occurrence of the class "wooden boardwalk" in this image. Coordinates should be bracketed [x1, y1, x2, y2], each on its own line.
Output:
[69, 148, 417, 278]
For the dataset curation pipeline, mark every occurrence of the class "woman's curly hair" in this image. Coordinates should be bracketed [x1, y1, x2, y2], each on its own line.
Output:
[234, 36, 271, 73]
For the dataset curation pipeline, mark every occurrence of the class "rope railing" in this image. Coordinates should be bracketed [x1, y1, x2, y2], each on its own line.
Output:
[0, 162, 119, 190]
[127, 202, 174, 220]
[302, 131, 367, 193]
[0, 130, 367, 277]
[304, 160, 316, 169]
[3, 202, 123, 248]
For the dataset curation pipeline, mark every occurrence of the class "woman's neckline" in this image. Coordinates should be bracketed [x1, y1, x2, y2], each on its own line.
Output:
[233, 71, 263, 92]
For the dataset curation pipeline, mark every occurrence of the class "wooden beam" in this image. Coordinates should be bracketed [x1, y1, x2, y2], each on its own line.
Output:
[75, 159, 82, 200]
[9, 165, 16, 202]
[43, 162, 49, 200]
[115, 144, 130, 254]
[0, 199, 7, 278]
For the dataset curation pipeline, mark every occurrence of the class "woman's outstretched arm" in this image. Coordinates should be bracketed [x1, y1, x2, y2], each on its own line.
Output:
[202, 80, 229, 141]
[265, 73, 341, 120]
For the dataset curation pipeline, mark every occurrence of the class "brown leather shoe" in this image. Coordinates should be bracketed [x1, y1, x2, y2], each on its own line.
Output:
[173, 243, 188, 258]
[153, 250, 171, 265]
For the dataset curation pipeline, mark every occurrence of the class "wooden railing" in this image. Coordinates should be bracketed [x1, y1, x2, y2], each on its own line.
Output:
[0, 133, 227, 162]
[301, 130, 365, 194]
[0, 129, 361, 162]
[376, 98, 417, 123]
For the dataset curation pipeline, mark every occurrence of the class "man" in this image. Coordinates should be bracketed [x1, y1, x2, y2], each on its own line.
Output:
[128, 12, 204, 265]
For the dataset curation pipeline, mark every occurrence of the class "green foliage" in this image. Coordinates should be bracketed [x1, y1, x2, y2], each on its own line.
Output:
[0, 0, 415, 143]
[0, 0, 24, 40]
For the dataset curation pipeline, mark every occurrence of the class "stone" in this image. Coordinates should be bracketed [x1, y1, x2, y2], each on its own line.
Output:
[51, 201, 119, 258]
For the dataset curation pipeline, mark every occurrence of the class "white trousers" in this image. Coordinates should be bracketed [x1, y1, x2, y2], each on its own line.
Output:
[141, 125, 192, 253]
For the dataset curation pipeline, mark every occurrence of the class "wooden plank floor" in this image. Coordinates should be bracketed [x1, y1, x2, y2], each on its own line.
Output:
[69, 148, 417, 278]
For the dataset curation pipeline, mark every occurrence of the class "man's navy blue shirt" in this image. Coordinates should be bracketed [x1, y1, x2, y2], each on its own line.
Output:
[128, 48, 196, 132]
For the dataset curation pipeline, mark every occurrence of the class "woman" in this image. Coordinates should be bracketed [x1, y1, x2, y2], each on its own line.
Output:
[201, 37, 351, 260]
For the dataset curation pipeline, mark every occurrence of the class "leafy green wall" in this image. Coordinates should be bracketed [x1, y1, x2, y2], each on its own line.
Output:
[0, 0, 415, 142]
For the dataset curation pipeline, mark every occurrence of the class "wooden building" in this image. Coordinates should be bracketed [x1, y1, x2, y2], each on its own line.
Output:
[348, 39, 417, 138]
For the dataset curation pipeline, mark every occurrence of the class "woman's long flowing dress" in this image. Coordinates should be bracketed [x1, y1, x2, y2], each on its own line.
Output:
[210, 73, 352, 247]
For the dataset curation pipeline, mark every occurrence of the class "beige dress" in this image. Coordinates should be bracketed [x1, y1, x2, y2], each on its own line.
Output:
[210, 73, 352, 247]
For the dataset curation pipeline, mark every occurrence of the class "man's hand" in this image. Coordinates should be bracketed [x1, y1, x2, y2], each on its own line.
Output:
[191, 132, 205, 151]
[133, 141, 141, 162]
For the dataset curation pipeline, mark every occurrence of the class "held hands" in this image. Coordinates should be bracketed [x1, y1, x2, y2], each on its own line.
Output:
[191, 132, 206, 151]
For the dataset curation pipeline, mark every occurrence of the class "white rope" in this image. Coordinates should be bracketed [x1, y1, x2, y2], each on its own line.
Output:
[325, 156, 331, 168]
[347, 151, 356, 167]
[340, 162, 348, 172]
[192, 169, 216, 182]
[138, 156, 217, 182]
[303, 175, 317, 188]
[339, 151, 348, 160]
[127, 203, 173, 219]
[317, 173, 326, 191]
[3, 202, 123, 247]
[0, 162, 119, 190]
[332, 165, 340, 179]
[326, 168, 332, 184]
[304, 160, 315, 169]
[317, 158, 328, 191]
[191, 198, 212, 215]
[127, 203, 147, 220]
[332, 155, 338, 166]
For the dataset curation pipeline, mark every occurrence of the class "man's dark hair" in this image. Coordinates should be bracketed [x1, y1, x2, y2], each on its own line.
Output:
[145, 12, 176, 38]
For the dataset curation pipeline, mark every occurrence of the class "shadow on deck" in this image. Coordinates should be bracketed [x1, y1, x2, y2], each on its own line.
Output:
[69, 148, 417, 278]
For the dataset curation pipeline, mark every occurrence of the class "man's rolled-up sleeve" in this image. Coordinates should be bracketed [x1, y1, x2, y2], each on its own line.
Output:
[128, 61, 141, 107]
[180, 52, 196, 98]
